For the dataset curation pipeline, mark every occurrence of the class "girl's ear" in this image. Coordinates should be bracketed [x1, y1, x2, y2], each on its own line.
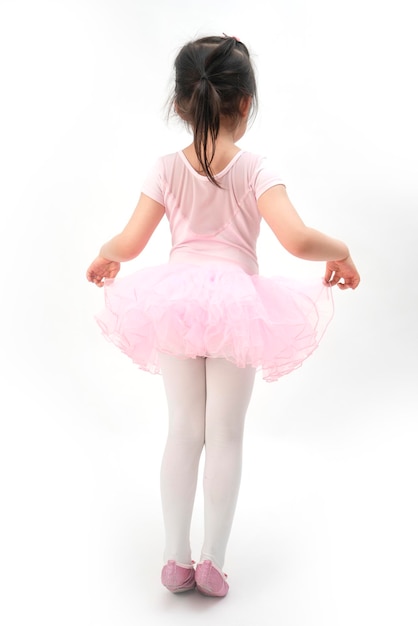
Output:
[174, 99, 187, 121]
[240, 96, 252, 119]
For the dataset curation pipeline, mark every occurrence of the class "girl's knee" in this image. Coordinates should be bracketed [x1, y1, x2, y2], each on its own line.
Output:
[204, 412, 246, 447]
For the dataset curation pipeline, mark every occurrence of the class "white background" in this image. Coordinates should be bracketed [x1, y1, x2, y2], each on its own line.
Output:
[1, 0, 417, 624]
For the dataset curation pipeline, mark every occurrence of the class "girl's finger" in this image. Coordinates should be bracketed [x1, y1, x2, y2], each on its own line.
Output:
[324, 268, 334, 283]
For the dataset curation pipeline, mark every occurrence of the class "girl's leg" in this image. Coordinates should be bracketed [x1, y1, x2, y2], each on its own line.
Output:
[200, 358, 256, 570]
[159, 354, 206, 564]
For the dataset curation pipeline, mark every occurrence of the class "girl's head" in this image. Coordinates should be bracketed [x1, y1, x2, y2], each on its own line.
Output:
[171, 35, 257, 185]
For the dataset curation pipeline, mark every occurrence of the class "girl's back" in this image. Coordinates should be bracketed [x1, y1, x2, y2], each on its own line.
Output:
[142, 149, 284, 274]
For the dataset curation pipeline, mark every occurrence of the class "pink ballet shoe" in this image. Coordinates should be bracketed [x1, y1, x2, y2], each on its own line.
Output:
[161, 560, 196, 593]
[195, 560, 229, 597]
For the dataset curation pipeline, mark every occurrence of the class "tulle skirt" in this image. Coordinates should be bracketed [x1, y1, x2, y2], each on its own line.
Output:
[95, 262, 334, 382]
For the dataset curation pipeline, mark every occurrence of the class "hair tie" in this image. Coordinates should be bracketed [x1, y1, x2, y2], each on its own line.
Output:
[222, 32, 241, 43]
[200, 72, 209, 81]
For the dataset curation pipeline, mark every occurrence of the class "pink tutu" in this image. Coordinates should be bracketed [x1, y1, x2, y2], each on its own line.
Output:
[95, 263, 333, 382]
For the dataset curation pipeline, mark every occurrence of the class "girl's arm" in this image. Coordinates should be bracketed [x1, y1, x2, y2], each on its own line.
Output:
[86, 193, 165, 287]
[258, 185, 360, 289]
[100, 193, 165, 261]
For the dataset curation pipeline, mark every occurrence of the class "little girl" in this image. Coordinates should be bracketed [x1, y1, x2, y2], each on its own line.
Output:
[86, 35, 360, 598]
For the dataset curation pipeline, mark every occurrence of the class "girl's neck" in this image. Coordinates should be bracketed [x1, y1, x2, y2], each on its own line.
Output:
[182, 142, 240, 176]
[183, 126, 243, 176]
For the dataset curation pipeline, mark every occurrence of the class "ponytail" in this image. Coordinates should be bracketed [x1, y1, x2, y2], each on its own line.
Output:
[189, 75, 221, 185]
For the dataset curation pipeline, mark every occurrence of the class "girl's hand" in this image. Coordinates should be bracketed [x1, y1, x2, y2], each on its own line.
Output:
[86, 256, 121, 287]
[324, 255, 360, 290]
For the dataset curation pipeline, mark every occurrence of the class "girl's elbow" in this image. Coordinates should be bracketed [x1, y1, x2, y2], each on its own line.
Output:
[281, 232, 312, 258]
[119, 228, 149, 257]
[120, 241, 144, 261]
[101, 234, 143, 262]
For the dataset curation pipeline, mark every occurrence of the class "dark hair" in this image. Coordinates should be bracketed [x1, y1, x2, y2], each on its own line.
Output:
[171, 35, 257, 185]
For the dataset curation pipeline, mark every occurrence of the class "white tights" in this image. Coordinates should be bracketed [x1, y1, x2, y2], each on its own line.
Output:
[159, 354, 256, 570]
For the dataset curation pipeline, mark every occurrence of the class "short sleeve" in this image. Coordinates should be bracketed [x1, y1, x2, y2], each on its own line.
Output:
[141, 158, 165, 206]
[252, 157, 286, 200]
